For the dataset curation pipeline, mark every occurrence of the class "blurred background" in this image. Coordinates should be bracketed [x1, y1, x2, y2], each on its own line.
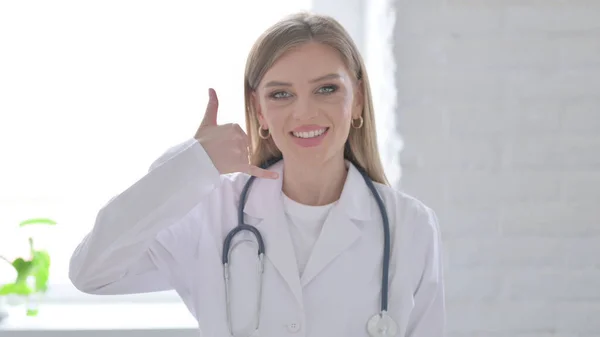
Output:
[0, 0, 598, 336]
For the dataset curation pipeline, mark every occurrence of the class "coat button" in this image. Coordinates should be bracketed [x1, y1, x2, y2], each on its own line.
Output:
[286, 322, 301, 333]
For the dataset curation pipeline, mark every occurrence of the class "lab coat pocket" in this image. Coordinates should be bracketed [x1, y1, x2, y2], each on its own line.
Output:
[226, 232, 262, 336]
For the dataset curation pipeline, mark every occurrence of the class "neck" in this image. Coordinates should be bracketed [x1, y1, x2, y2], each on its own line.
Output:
[282, 155, 348, 206]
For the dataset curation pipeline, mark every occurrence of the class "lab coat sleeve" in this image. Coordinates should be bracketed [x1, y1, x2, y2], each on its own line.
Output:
[406, 206, 446, 337]
[68, 138, 221, 295]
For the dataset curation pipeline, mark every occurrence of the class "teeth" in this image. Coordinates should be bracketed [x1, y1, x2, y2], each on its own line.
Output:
[292, 128, 326, 139]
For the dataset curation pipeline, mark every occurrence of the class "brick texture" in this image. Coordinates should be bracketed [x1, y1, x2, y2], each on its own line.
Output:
[393, 0, 600, 335]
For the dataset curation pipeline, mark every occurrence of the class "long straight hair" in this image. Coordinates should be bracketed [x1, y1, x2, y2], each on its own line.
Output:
[244, 12, 389, 185]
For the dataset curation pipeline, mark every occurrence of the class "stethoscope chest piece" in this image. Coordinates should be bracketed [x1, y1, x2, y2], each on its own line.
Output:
[367, 312, 398, 337]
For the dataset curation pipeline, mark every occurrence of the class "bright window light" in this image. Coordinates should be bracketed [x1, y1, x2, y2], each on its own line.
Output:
[0, 0, 313, 300]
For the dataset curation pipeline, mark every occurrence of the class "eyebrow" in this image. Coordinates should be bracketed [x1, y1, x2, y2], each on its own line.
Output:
[263, 73, 342, 88]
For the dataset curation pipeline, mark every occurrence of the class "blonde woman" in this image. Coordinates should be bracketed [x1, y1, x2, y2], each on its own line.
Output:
[69, 12, 445, 337]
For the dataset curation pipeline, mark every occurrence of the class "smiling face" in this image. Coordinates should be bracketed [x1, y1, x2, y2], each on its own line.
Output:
[252, 42, 363, 165]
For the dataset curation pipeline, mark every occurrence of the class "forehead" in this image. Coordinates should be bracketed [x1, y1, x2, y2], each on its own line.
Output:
[261, 42, 350, 84]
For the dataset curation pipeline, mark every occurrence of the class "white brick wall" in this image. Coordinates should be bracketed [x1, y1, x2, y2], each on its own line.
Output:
[393, 1, 600, 336]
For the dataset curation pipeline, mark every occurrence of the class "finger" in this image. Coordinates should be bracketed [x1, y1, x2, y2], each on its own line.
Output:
[244, 164, 279, 179]
[200, 88, 219, 127]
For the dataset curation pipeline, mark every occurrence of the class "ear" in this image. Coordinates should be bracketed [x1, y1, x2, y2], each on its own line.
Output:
[352, 80, 364, 119]
[251, 91, 267, 127]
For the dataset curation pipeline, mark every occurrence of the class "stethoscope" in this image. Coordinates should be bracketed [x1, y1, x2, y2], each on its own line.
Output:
[222, 157, 397, 337]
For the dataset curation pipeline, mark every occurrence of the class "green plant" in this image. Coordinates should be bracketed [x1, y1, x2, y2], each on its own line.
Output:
[0, 217, 56, 316]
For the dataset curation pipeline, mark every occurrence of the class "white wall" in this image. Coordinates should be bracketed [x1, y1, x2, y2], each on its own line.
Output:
[394, 1, 600, 336]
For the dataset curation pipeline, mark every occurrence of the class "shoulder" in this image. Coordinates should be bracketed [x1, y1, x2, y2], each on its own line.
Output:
[148, 139, 254, 238]
[197, 171, 253, 223]
[373, 182, 441, 248]
[149, 138, 254, 199]
[372, 184, 443, 287]
[216, 171, 253, 198]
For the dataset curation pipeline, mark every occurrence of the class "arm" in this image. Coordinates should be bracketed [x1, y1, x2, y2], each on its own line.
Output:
[406, 206, 446, 337]
[68, 138, 221, 295]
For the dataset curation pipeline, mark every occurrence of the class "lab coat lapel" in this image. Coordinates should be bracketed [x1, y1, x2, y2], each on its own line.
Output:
[242, 161, 304, 310]
[299, 208, 360, 287]
[300, 162, 374, 287]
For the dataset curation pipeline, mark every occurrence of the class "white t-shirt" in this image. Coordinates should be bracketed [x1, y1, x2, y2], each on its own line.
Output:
[282, 192, 336, 276]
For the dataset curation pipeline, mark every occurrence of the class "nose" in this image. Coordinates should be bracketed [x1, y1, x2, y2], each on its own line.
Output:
[292, 97, 318, 120]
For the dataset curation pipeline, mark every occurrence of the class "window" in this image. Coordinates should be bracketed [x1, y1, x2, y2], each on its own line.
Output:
[0, 0, 398, 303]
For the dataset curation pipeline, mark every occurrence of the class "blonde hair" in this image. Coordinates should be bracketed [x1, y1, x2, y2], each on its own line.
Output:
[244, 12, 389, 186]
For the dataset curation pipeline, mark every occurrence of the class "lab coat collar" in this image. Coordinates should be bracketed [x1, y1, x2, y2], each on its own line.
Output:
[241, 159, 375, 306]
[242, 159, 374, 221]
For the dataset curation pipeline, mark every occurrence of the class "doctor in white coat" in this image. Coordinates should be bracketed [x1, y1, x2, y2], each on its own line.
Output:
[69, 12, 445, 337]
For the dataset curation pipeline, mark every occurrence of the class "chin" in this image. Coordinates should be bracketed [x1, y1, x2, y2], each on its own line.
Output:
[284, 146, 342, 166]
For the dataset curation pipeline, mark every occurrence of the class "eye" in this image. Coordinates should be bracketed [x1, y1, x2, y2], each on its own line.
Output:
[269, 91, 292, 99]
[317, 85, 338, 95]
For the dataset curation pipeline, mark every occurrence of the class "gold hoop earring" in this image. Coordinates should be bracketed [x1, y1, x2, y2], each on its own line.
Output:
[351, 116, 364, 129]
[258, 125, 270, 139]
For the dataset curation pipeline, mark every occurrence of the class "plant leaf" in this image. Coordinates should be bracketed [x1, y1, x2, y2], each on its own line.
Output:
[0, 281, 32, 296]
[13, 258, 33, 283]
[1, 218, 56, 297]
[19, 218, 57, 227]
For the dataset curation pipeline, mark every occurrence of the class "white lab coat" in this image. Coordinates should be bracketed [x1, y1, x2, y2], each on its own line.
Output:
[69, 138, 445, 337]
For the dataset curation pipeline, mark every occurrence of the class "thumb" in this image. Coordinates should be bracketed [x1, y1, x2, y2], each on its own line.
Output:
[201, 88, 219, 127]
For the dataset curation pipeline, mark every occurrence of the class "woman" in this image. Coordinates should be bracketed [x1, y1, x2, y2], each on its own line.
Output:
[69, 12, 445, 337]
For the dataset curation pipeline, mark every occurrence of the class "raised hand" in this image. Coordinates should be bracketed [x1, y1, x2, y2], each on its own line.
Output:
[194, 88, 278, 179]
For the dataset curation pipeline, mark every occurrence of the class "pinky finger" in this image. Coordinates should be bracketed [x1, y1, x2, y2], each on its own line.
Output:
[245, 165, 279, 179]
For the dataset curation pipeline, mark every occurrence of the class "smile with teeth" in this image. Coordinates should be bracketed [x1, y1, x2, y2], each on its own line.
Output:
[291, 128, 328, 138]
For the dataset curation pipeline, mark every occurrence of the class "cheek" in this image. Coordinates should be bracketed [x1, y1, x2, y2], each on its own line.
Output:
[258, 96, 283, 123]
[325, 97, 353, 123]
[332, 108, 352, 126]
[260, 105, 288, 133]
[326, 91, 354, 114]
